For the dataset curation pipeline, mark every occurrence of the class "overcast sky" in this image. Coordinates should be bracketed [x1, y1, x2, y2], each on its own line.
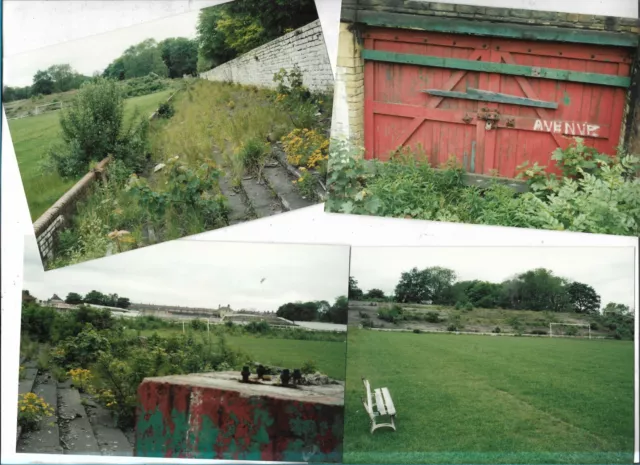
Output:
[350, 247, 637, 309]
[23, 235, 349, 311]
[3, 2, 219, 87]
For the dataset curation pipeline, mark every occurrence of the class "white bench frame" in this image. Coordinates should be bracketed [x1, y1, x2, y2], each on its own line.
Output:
[361, 377, 396, 433]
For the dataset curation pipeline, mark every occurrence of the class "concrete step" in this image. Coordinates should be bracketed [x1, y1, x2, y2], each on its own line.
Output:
[17, 376, 62, 454]
[240, 177, 283, 218]
[82, 396, 134, 456]
[58, 387, 101, 455]
[262, 164, 315, 211]
[219, 174, 251, 225]
[19, 368, 39, 395]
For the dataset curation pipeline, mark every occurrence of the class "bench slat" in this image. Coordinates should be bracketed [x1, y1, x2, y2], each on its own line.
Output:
[374, 388, 387, 416]
[363, 379, 373, 412]
[381, 387, 396, 416]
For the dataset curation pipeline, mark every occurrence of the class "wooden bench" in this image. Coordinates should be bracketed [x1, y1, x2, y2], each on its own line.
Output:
[361, 377, 396, 433]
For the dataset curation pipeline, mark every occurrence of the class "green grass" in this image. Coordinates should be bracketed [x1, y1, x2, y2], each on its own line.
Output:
[8, 89, 175, 220]
[136, 328, 346, 380]
[344, 329, 634, 464]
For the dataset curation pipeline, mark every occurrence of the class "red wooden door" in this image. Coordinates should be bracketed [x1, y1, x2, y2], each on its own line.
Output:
[363, 28, 634, 178]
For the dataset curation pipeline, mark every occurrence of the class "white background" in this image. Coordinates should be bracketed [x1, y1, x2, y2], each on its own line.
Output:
[1, 0, 638, 463]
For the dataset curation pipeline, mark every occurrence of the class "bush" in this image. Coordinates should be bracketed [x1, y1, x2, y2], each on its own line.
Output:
[281, 128, 329, 171]
[238, 138, 269, 175]
[530, 329, 548, 335]
[447, 324, 459, 332]
[293, 168, 318, 201]
[325, 138, 640, 236]
[492, 326, 501, 333]
[18, 393, 55, 431]
[464, 302, 474, 312]
[413, 329, 422, 334]
[424, 311, 441, 323]
[358, 311, 370, 319]
[48, 77, 150, 177]
[301, 360, 317, 374]
[245, 321, 270, 334]
[378, 305, 404, 324]
[157, 101, 175, 119]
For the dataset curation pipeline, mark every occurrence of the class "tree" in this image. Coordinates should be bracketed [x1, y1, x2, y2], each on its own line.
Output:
[196, 6, 238, 72]
[65, 292, 84, 305]
[276, 301, 319, 321]
[116, 297, 131, 309]
[215, 12, 267, 55]
[394, 267, 456, 304]
[121, 39, 169, 79]
[566, 282, 601, 314]
[84, 290, 107, 305]
[348, 277, 364, 300]
[603, 302, 630, 315]
[364, 288, 385, 300]
[499, 268, 571, 312]
[103, 57, 126, 80]
[32, 69, 55, 95]
[225, 0, 318, 39]
[158, 38, 198, 78]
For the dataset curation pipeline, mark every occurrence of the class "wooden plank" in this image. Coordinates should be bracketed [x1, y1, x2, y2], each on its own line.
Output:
[374, 388, 387, 416]
[422, 88, 558, 109]
[363, 378, 373, 412]
[362, 50, 632, 88]
[381, 388, 396, 416]
[356, 10, 639, 48]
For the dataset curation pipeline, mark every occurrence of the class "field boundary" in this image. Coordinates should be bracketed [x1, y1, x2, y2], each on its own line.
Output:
[32, 89, 182, 266]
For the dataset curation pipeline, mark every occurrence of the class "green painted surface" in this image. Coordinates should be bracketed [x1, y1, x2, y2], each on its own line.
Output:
[363, 50, 631, 87]
[563, 90, 571, 106]
[357, 10, 639, 47]
[424, 88, 558, 108]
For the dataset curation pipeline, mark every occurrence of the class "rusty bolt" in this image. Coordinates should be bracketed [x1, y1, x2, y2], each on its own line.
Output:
[463, 114, 473, 124]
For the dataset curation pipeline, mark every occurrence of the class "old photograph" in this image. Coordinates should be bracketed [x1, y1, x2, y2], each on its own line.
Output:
[326, 0, 640, 237]
[16, 236, 348, 461]
[3, 0, 334, 271]
[343, 246, 636, 464]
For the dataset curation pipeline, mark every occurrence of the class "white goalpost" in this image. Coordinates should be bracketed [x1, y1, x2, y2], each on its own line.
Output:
[549, 323, 591, 339]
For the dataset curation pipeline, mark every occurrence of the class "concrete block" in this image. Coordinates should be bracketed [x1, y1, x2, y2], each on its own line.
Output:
[135, 371, 344, 462]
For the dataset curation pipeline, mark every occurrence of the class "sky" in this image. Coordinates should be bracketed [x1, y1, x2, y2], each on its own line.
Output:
[3, 1, 226, 87]
[22, 235, 350, 312]
[350, 246, 637, 310]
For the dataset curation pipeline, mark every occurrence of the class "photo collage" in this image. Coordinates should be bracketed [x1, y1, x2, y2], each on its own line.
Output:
[1, 0, 638, 464]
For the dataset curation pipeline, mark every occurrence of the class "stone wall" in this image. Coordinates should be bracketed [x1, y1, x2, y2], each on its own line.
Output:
[200, 20, 334, 92]
[333, 0, 640, 152]
[135, 372, 344, 462]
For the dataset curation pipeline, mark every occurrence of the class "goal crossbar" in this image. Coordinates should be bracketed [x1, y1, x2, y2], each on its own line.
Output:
[549, 323, 591, 339]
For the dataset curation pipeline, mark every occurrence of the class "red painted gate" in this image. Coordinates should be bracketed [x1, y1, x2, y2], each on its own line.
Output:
[363, 28, 634, 178]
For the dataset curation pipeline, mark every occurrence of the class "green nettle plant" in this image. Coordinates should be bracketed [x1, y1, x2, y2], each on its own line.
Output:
[126, 157, 229, 226]
[326, 137, 640, 236]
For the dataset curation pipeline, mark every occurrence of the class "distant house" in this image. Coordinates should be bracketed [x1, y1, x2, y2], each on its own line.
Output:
[22, 290, 36, 304]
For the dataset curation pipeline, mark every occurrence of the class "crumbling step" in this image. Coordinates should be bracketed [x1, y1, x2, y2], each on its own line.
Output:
[262, 165, 316, 211]
[82, 396, 134, 456]
[19, 368, 39, 395]
[58, 386, 101, 455]
[17, 375, 63, 454]
[219, 174, 251, 225]
[240, 177, 283, 218]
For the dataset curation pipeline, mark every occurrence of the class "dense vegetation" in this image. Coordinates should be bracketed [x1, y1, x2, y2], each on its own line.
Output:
[63, 290, 131, 309]
[326, 138, 640, 236]
[276, 296, 348, 324]
[350, 266, 634, 339]
[20, 301, 346, 428]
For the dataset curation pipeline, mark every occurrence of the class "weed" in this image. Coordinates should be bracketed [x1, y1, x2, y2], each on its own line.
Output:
[292, 168, 318, 201]
[238, 137, 269, 177]
[18, 393, 55, 431]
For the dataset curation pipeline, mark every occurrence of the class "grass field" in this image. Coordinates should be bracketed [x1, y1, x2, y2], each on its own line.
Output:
[136, 328, 347, 380]
[8, 90, 175, 220]
[344, 329, 634, 464]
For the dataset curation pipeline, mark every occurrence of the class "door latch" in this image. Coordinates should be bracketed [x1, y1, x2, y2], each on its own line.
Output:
[477, 108, 501, 130]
